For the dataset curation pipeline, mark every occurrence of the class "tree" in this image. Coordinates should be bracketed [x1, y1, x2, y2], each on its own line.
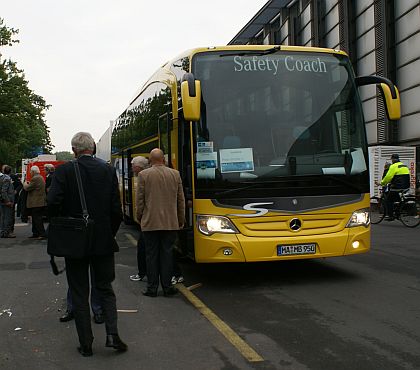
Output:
[54, 151, 74, 161]
[0, 18, 53, 168]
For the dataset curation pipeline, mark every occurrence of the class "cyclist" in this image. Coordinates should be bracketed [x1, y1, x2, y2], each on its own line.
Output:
[380, 153, 410, 221]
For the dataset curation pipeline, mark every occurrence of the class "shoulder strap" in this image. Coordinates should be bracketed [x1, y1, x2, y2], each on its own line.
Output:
[73, 160, 89, 220]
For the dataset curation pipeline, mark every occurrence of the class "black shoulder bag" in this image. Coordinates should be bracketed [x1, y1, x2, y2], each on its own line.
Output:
[47, 161, 94, 259]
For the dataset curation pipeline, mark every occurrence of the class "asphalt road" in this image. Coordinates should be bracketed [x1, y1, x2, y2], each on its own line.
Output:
[1, 220, 419, 370]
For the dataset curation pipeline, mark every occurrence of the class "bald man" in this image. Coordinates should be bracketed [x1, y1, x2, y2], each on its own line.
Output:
[136, 148, 185, 297]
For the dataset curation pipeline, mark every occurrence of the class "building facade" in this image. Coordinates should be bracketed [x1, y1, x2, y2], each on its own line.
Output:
[229, 0, 420, 175]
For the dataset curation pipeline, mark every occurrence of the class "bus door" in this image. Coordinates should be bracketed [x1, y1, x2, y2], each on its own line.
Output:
[121, 149, 134, 223]
[178, 110, 194, 258]
[158, 112, 172, 168]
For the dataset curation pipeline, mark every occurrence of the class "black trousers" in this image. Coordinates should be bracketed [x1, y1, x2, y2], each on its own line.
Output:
[143, 231, 177, 292]
[137, 231, 147, 277]
[65, 254, 118, 347]
[385, 190, 400, 217]
[30, 207, 46, 237]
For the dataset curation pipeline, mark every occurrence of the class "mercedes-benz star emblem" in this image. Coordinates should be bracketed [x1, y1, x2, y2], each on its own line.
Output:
[289, 218, 301, 231]
[292, 199, 298, 205]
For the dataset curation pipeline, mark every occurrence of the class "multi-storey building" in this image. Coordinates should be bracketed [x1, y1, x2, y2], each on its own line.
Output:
[229, 0, 420, 179]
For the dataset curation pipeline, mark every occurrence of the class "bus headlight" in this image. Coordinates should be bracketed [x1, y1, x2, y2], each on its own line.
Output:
[197, 215, 238, 236]
[346, 208, 370, 228]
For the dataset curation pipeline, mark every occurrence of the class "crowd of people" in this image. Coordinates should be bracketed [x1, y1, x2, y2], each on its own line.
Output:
[1, 132, 186, 357]
[0, 163, 54, 239]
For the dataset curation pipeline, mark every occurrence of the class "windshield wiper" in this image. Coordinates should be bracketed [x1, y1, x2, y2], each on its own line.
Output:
[220, 46, 281, 58]
[214, 179, 290, 197]
[214, 183, 263, 198]
[323, 175, 362, 193]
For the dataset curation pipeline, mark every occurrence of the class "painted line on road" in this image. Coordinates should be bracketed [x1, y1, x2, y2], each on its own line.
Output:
[177, 283, 264, 363]
[124, 233, 137, 246]
[186, 283, 202, 291]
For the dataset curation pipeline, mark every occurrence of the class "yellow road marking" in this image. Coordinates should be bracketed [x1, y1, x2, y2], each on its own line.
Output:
[186, 283, 202, 291]
[177, 284, 264, 363]
[125, 233, 137, 246]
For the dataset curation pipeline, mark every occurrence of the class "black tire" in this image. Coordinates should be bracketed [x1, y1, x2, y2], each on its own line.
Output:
[370, 196, 385, 224]
[399, 199, 420, 228]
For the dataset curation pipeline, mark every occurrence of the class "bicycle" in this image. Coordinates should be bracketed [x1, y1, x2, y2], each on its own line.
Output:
[370, 188, 420, 227]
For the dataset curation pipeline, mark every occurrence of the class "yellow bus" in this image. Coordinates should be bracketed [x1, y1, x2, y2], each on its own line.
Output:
[111, 45, 400, 263]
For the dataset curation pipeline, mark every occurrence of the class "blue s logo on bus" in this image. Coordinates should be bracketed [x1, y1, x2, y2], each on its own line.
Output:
[229, 202, 274, 217]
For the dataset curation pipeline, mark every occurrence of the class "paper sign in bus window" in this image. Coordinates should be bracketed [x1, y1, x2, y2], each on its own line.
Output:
[197, 141, 213, 153]
[220, 148, 254, 173]
[196, 152, 217, 179]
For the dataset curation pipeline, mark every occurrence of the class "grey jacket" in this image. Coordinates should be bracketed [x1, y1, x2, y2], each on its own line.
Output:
[1, 174, 15, 204]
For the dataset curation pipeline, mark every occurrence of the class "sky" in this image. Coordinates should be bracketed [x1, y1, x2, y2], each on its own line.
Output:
[1, 0, 268, 152]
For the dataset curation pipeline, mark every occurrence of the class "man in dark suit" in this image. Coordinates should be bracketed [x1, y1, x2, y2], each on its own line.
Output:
[48, 132, 127, 356]
[44, 164, 55, 193]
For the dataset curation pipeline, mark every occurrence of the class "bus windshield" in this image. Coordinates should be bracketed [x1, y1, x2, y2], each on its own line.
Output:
[191, 51, 369, 199]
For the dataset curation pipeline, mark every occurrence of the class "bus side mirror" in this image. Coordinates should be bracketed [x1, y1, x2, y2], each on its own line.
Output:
[379, 83, 401, 120]
[181, 73, 201, 122]
[355, 75, 401, 121]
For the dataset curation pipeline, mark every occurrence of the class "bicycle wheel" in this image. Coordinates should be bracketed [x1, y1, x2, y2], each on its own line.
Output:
[370, 196, 385, 224]
[399, 199, 420, 228]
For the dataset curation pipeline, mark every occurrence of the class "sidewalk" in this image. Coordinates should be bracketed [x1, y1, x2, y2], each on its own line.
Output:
[0, 222, 254, 370]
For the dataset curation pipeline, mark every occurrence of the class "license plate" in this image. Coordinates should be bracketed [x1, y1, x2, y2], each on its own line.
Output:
[277, 243, 317, 256]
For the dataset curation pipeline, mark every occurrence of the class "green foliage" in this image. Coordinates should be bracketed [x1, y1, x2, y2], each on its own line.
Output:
[54, 151, 74, 161]
[0, 18, 19, 47]
[0, 18, 53, 168]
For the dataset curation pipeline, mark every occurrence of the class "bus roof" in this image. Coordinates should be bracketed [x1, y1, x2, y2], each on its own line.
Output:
[118, 45, 348, 120]
[164, 45, 348, 67]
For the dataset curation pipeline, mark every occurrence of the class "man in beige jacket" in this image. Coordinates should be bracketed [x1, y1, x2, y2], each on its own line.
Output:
[136, 148, 185, 297]
[24, 165, 46, 239]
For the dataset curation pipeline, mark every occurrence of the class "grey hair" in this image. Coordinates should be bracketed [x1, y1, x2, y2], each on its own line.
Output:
[31, 165, 40, 174]
[131, 156, 149, 169]
[71, 132, 95, 153]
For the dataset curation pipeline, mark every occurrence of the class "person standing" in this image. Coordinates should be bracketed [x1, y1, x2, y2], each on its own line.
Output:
[44, 164, 55, 193]
[10, 172, 23, 233]
[129, 156, 149, 282]
[48, 132, 127, 356]
[23, 166, 47, 239]
[60, 281, 104, 324]
[0, 167, 3, 234]
[0, 165, 16, 238]
[136, 148, 185, 297]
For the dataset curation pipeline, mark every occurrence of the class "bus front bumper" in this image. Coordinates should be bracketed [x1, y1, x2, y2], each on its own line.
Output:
[193, 226, 370, 263]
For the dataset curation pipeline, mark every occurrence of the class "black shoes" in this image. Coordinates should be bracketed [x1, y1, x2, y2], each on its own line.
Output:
[163, 287, 178, 297]
[78, 335, 128, 355]
[59, 311, 74, 322]
[142, 289, 158, 297]
[106, 334, 128, 352]
[93, 313, 105, 324]
[142, 287, 178, 297]
[77, 345, 93, 357]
